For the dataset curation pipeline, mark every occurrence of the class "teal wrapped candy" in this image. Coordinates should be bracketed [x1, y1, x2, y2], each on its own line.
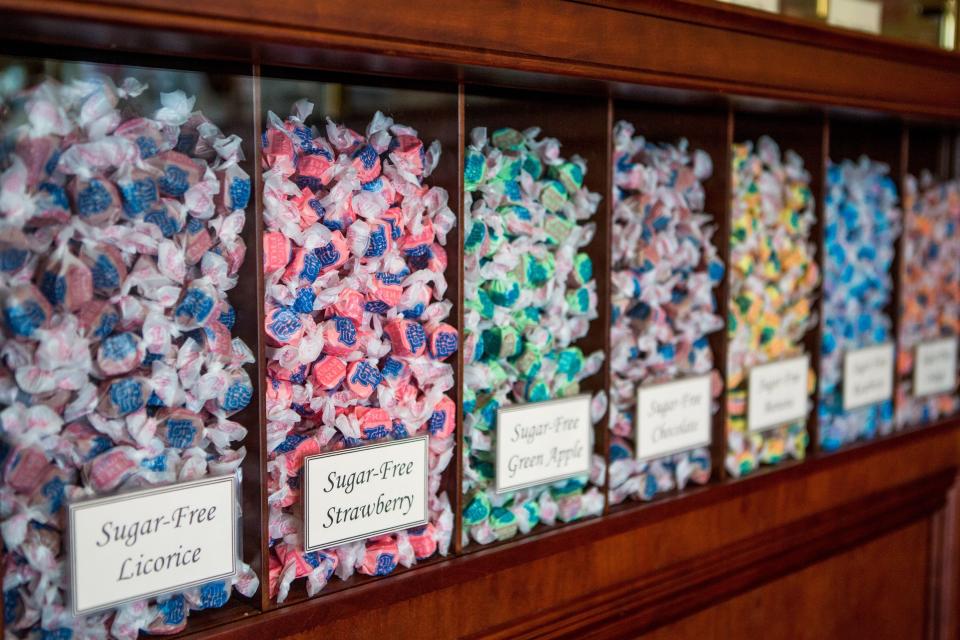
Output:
[463, 493, 492, 526]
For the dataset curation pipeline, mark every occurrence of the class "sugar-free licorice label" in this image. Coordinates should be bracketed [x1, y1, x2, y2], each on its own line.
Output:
[302, 435, 429, 551]
[495, 395, 592, 493]
[914, 337, 959, 397]
[843, 343, 894, 411]
[68, 475, 237, 616]
[635, 375, 712, 462]
[748, 355, 810, 432]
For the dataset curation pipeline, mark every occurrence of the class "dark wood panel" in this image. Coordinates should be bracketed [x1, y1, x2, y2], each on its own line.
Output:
[194, 422, 960, 639]
[1, 0, 960, 118]
[642, 520, 931, 640]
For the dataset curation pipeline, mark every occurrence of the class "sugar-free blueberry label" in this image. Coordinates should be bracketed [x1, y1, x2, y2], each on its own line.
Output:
[68, 475, 237, 616]
[842, 343, 894, 411]
[635, 375, 712, 462]
[747, 355, 810, 432]
[914, 337, 959, 397]
[495, 395, 592, 493]
[302, 436, 428, 550]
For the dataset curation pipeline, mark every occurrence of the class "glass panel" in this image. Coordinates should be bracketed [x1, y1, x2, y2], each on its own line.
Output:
[259, 72, 459, 604]
[0, 54, 260, 636]
[728, 111, 823, 476]
[461, 87, 608, 546]
[608, 103, 728, 504]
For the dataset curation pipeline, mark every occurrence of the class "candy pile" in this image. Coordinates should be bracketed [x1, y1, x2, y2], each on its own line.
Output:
[897, 173, 960, 426]
[727, 136, 820, 477]
[261, 101, 457, 602]
[608, 122, 724, 503]
[462, 126, 605, 544]
[0, 76, 257, 637]
[819, 157, 900, 450]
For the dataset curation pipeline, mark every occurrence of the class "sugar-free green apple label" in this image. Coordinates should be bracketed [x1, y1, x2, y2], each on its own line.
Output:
[302, 435, 429, 550]
[69, 475, 236, 616]
[635, 375, 712, 462]
[495, 394, 592, 493]
[842, 343, 894, 411]
[914, 337, 959, 397]
[748, 355, 810, 432]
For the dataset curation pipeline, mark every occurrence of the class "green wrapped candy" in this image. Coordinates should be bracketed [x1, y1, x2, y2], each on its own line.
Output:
[488, 278, 521, 307]
[489, 506, 519, 540]
[522, 500, 541, 528]
[551, 476, 587, 499]
[484, 223, 505, 258]
[516, 344, 543, 381]
[540, 179, 568, 213]
[466, 288, 495, 320]
[572, 252, 593, 285]
[486, 361, 509, 389]
[525, 379, 550, 402]
[519, 253, 555, 287]
[566, 286, 591, 314]
[522, 153, 543, 180]
[491, 127, 525, 151]
[482, 326, 522, 360]
[464, 218, 487, 255]
[463, 492, 492, 526]
[543, 214, 575, 245]
[476, 395, 500, 431]
[555, 347, 584, 381]
[464, 147, 486, 191]
[497, 156, 521, 182]
[550, 161, 584, 193]
[463, 386, 477, 415]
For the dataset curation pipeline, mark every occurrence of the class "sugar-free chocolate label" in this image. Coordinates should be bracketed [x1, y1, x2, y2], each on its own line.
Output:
[68, 475, 237, 616]
[635, 375, 712, 462]
[843, 343, 894, 411]
[495, 395, 592, 493]
[302, 435, 429, 550]
[748, 355, 810, 432]
[914, 337, 959, 397]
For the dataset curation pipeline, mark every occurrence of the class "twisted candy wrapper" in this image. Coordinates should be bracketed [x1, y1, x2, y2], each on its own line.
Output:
[726, 136, 820, 477]
[897, 173, 960, 426]
[608, 122, 724, 503]
[462, 125, 606, 545]
[819, 157, 900, 450]
[0, 75, 258, 639]
[261, 102, 457, 603]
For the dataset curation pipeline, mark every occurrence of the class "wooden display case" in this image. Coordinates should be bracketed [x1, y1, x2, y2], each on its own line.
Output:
[1, 2, 960, 639]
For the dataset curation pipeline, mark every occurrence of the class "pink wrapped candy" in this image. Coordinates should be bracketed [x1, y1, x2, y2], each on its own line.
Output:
[0, 74, 258, 638]
[262, 102, 457, 602]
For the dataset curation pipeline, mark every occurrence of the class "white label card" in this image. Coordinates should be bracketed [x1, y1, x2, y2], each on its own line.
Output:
[828, 0, 883, 34]
[303, 436, 428, 551]
[495, 395, 592, 493]
[843, 343, 895, 411]
[69, 475, 237, 616]
[748, 355, 810, 432]
[719, 0, 780, 13]
[635, 375, 712, 462]
[914, 337, 959, 397]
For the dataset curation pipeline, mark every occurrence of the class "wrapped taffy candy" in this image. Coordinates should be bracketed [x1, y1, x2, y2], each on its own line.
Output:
[726, 137, 820, 477]
[897, 173, 960, 426]
[261, 102, 457, 602]
[608, 122, 724, 503]
[0, 75, 258, 638]
[819, 157, 900, 450]
[462, 126, 605, 545]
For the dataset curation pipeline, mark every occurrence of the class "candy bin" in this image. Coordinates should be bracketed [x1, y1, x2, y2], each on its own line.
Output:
[0, 56, 262, 637]
[897, 125, 960, 428]
[461, 87, 609, 547]
[819, 118, 902, 451]
[607, 101, 730, 505]
[726, 110, 824, 477]
[258, 74, 460, 603]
